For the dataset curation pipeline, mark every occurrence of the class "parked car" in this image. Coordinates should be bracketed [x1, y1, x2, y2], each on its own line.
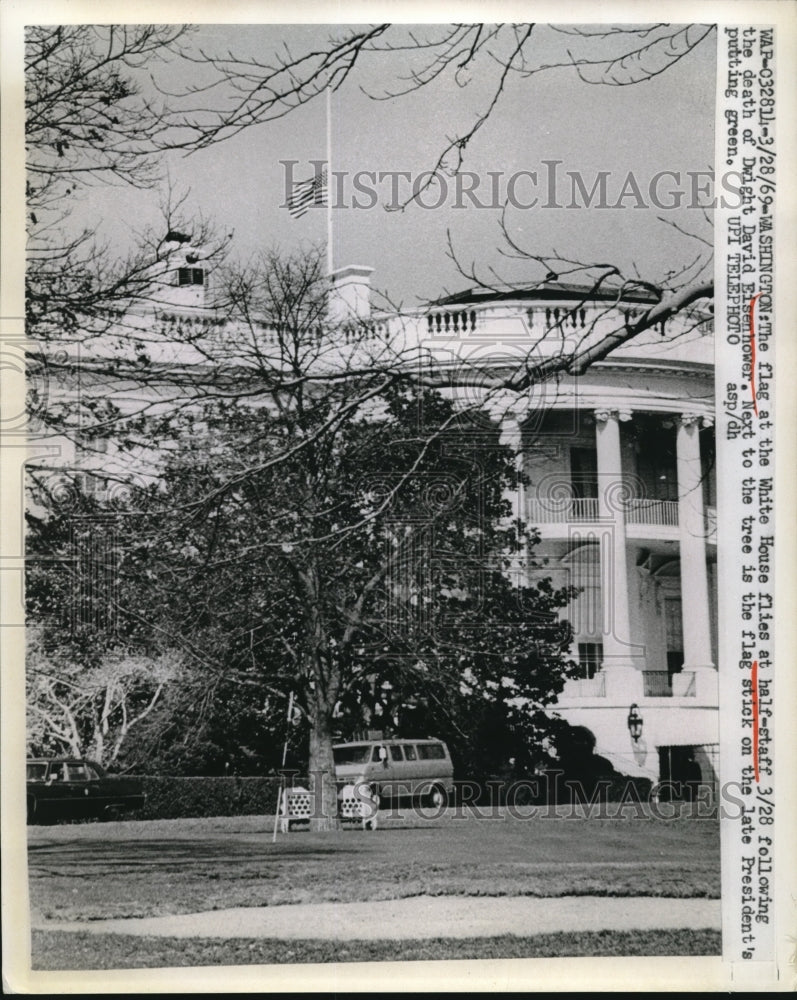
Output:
[333, 737, 454, 807]
[26, 758, 145, 824]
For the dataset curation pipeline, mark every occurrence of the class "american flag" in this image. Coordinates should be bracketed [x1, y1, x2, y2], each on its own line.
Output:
[287, 167, 328, 219]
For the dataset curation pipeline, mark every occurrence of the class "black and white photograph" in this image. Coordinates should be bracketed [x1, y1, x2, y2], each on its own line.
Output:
[2, 1, 795, 993]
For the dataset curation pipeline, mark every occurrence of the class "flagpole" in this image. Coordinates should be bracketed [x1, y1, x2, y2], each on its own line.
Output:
[326, 84, 333, 277]
[273, 690, 296, 842]
[281, 690, 295, 769]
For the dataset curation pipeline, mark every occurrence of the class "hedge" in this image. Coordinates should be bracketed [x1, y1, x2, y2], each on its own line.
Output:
[134, 774, 656, 820]
[136, 776, 285, 820]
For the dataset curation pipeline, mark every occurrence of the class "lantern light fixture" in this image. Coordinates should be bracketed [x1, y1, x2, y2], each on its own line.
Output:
[627, 703, 644, 742]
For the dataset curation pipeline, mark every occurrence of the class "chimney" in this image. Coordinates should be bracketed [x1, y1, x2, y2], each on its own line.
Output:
[328, 265, 373, 325]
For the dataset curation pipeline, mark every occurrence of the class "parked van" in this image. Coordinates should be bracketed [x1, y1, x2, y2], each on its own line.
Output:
[333, 738, 454, 807]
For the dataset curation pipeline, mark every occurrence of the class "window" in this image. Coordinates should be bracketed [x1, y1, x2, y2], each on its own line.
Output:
[664, 597, 683, 678]
[566, 546, 601, 637]
[27, 763, 47, 781]
[65, 763, 89, 781]
[403, 745, 417, 761]
[389, 745, 404, 761]
[570, 447, 598, 499]
[177, 267, 205, 287]
[417, 743, 446, 760]
[333, 745, 370, 765]
[637, 426, 678, 500]
[578, 642, 603, 679]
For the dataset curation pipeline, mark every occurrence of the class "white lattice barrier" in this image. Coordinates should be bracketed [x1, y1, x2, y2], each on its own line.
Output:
[279, 787, 313, 832]
[279, 784, 378, 831]
[338, 784, 379, 830]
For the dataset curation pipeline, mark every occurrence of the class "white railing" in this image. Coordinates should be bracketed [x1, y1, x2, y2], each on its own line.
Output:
[625, 499, 679, 527]
[526, 496, 717, 535]
[528, 496, 680, 527]
[526, 497, 600, 523]
[426, 309, 480, 336]
[563, 669, 698, 699]
[424, 302, 610, 340]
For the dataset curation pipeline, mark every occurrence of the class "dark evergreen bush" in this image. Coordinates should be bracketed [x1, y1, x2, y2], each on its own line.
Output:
[136, 776, 283, 820]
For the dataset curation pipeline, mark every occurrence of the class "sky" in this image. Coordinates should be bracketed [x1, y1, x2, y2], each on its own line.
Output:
[72, 23, 717, 307]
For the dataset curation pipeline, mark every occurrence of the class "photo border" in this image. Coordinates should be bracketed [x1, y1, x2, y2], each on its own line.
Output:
[2, 1, 796, 993]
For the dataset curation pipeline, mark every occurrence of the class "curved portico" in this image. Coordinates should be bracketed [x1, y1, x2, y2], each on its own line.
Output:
[418, 281, 719, 787]
[509, 394, 718, 783]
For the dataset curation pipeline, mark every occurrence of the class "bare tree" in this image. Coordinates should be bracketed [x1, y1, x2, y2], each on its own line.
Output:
[180, 24, 713, 161]
[25, 26, 233, 338]
[178, 21, 715, 356]
[29, 248, 581, 826]
[26, 22, 715, 355]
[438, 203, 714, 387]
[26, 633, 182, 767]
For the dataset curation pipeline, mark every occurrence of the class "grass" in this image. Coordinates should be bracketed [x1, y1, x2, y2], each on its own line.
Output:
[28, 807, 720, 923]
[30, 928, 722, 969]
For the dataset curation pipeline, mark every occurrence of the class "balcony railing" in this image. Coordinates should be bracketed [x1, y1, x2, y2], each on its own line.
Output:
[426, 309, 480, 336]
[625, 499, 679, 527]
[526, 495, 721, 542]
[422, 300, 688, 342]
[642, 671, 696, 697]
[527, 496, 682, 526]
[526, 497, 600, 523]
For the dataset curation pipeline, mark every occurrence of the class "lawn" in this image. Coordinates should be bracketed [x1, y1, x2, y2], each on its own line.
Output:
[28, 805, 720, 923]
[30, 928, 722, 969]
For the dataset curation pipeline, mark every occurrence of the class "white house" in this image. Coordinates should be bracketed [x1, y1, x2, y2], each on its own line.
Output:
[411, 276, 718, 791]
[35, 254, 718, 791]
[332, 264, 718, 791]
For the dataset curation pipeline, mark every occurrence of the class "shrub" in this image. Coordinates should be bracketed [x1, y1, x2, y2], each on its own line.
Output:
[136, 776, 283, 820]
[540, 772, 654, 805]
[467, 772, 654, 807]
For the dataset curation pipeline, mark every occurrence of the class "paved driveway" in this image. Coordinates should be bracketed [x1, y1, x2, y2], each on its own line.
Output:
[32, 894, 722, 940]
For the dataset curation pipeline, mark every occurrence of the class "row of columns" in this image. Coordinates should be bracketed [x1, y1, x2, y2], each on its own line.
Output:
[503, 407, 716, 674]
[593, 408, 715, 673]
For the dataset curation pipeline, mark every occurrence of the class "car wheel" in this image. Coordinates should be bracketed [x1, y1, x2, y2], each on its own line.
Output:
[428, 784, 447, 809]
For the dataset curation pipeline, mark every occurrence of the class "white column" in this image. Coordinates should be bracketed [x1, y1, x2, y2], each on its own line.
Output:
[676, 414, 715, 670]
[498, 416, 524, 528]
[594, 409, 636, 670]
[498, 415, 528, 592]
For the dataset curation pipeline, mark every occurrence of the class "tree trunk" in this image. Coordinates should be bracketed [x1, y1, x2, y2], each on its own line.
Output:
[88, 719, 104, 764]
[308, 700, 341, 832]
